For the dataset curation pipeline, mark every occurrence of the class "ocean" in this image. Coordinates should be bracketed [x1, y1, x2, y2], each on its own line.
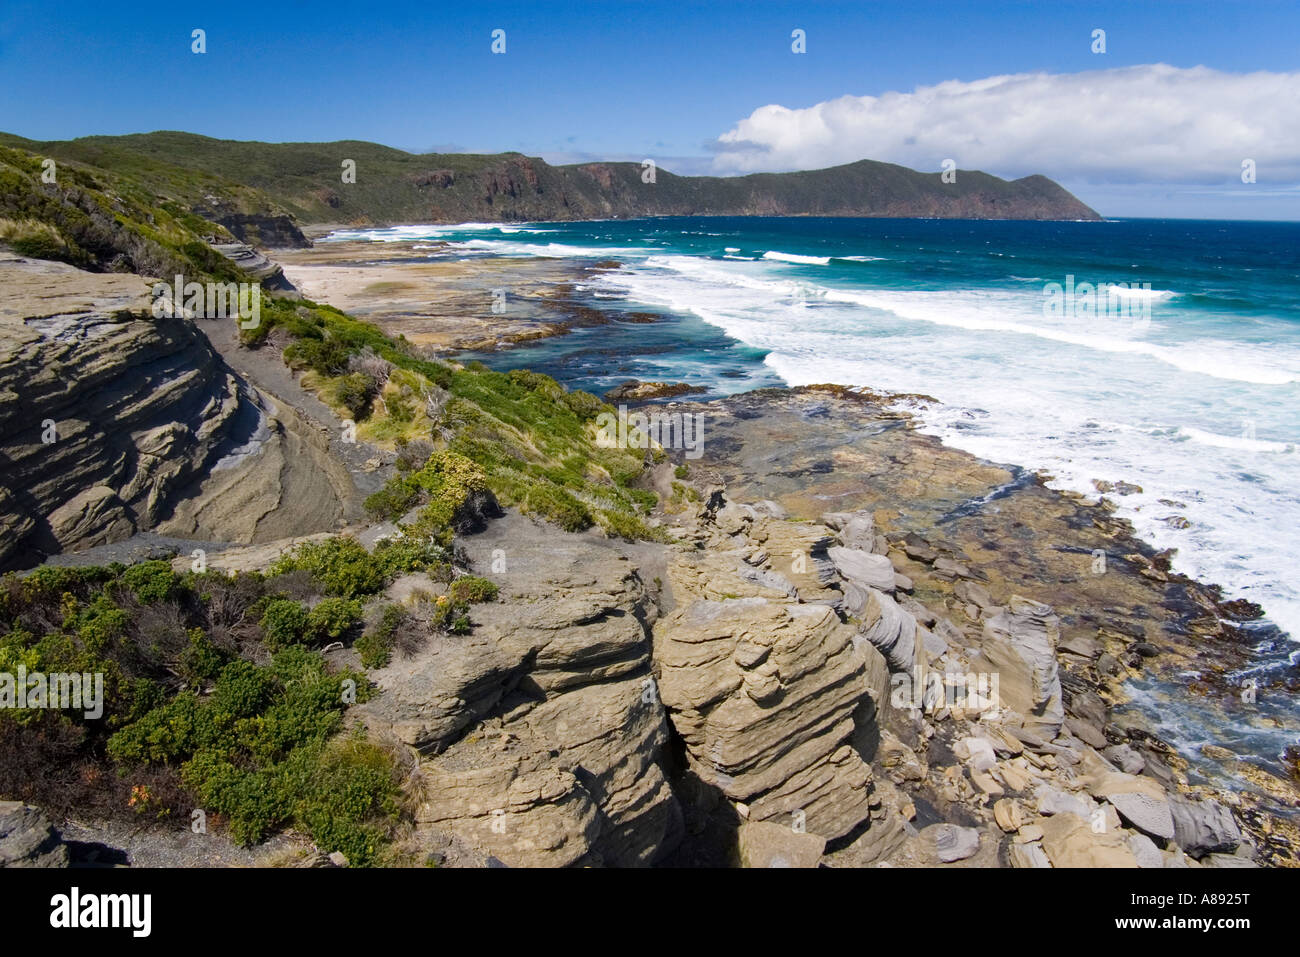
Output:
[324, 216, 1300, 653]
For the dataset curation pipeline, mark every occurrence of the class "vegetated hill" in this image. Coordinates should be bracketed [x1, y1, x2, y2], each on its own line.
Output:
[0, 142, 259, 275]
[0, 131, 1101, 232]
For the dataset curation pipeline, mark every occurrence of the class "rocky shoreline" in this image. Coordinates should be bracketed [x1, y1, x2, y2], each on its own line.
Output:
[3, 240, 1296, 869]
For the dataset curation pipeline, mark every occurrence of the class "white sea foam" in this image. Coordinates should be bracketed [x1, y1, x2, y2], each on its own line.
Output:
[762, 250, 831, 265]
[322, 223, 558, 243]
[1107, 284, 1177, 300]
[591, 253, 1300, 639]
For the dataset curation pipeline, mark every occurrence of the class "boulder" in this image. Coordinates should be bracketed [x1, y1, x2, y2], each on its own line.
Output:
[1128, 833, 1165, 869]
[1108, 792, 1175, 842]
[821, 511, 875, 551]
[981, 597, 1064, 735]
[0, 802, 68, 867]
[1008, 841, 1052, 868]
[1036, 812, 1139, 868]
[852, 587, 919, 673]
[926, 823, 981, 863]
[1168, 794, 1242, 858]
[738, 821, 826, 868]
[829, 546, 897, 592]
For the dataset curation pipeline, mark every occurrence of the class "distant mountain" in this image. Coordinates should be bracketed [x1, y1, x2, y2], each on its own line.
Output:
[0, 132, 1100, 244]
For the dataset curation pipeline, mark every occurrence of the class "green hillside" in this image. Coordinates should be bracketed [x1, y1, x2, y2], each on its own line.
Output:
[0, 131, 1100, 243]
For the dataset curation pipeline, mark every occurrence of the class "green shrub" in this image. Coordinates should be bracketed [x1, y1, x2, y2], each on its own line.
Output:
[259, 599, 309, 650]
[270, 539, 383, 599]
[563, 389, 606, 420]
[211, 659, 276, 719]
[333, 372, 375, 420]
[429, 597, 471, 635]
[179, 629, 224, 687]
[355, 604, 403, 669]
[119, 560, 181, 605]
[269, 536, 448, 602]
[448, 576, 498, 604]
[282, 735, 397, 866]
[283, 337, 350, 376]
[363, 482, 419, 521]
[111, 646, 388, 860]
[306, 597, 362, 643]
[522, 485, 591, 531]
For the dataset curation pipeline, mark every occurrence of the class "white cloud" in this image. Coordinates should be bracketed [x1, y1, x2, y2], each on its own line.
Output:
[710, 64, 1300, 185]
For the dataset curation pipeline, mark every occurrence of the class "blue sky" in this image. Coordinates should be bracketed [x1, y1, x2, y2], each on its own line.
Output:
[3, 1, 1298, 218]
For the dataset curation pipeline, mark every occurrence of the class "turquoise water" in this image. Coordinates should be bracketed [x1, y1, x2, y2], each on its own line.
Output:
[327, 218, 1300, 655]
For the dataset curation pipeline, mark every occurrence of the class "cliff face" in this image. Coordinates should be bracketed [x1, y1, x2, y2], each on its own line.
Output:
[3, 132, 1101, 228]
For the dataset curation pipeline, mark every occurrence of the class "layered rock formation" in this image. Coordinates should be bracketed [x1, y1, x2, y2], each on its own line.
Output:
[355, 513, 682, 866]
[0, 253, 361, 568]
[650, 497, 920, 860]
[340, 469, 1277, 868]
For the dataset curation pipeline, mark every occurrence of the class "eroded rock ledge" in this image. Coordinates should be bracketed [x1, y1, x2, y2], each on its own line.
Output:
[352, 455, 1286, 867]
[0, 254, 361, 568]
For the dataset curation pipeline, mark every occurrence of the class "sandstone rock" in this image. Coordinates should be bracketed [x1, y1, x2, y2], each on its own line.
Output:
[0, 801, 68, 867]
[1008, 841, 1052, 868]
[1065, 716, 1108, 749]
[747, 520, 841, 606]
[926, 823, 980, 863]
[715, 502, 755, 535]
[1015, 823, 1045, 843]
[933, 557, 973, 579]
[1107, 792, 1175, 842]
[738, 820, 825, 868]
[1201, 853, 1257, 868]
[654, 594, 881, 840]
[1168, 794, 1242, 858]
[666, 551, 793, 604]
[901, 535, 938, 563]
[852, 587, 919, 673]
[0, 257, 359, 566]
[994, 798, 1025, 832]
[954, 580, 994, 609]
[359, 520, 681, 866]
[1036, 786, 1095, 820]
[981, 597, 1064, 735]
[603, 380, 705, 402]
[1037, 812, 1139, 867]
[829, 546, 896, 592]
[1103, 743, 1146, 775]
[750, 500, 788, 520]
[1128, 833, 1165, 869]
[920, 627, 948, 664]
[903, 598, 938, 628]
[1058, 632, 1103, 658]
[821, 511, 875, 551]
[956, 736, 998, 772]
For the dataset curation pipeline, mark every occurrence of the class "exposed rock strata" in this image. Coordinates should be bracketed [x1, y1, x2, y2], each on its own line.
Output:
[0, 254, 360, 567]
[355, 514, 682, 867]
